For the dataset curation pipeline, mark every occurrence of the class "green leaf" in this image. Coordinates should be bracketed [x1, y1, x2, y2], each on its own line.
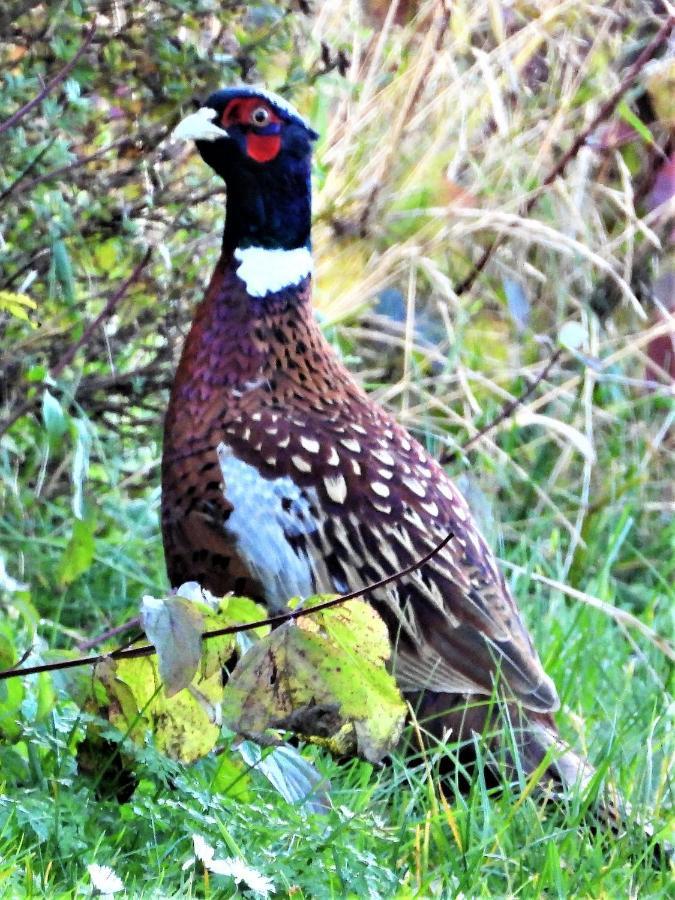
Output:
[0, 290, 37, 325]
[140, 595, 204, 697]
[0, 677, 24, 741]
[617, 99, 656, 147]
[42, 390, 68, 446]
[211, 752, 252, 802]
[201, 594, 268, 679]
[221, 599, 406, 763]
[0, 633, 24, 741]
[94, 238, 119, 270]
[70, 418, 91, 520]
[95, 657, 149, 742]
[58, 516, 95, 587]
[101, 656, 223, 764]
[51, 239, 75, 304]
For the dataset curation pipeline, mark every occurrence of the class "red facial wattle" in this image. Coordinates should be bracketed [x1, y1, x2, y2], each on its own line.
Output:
[220, 97, 283, 163]
[245, 132, 282, 163]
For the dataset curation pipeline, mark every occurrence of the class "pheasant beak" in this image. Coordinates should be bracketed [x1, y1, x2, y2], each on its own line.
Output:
[171, 107, 229, 143]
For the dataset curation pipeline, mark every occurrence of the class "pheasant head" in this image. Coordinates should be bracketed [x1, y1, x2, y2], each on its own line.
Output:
[173, 86, 319, 291]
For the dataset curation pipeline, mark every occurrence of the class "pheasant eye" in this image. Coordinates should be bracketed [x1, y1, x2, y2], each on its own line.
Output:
[251, 106, 270, 126]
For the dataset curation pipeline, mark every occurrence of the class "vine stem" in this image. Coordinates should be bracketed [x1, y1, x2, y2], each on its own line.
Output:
[0, 532, 454, 681]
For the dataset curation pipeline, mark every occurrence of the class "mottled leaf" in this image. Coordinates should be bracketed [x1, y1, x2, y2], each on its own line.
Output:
[92, 590, 268, 764]
[201, 594, 268, 680]
[222, 599, 406, 763]
[98, 655, 222, 764]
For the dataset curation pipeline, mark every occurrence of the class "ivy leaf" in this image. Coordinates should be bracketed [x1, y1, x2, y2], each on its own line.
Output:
[140, 595, 204, 697]
[221, 599, 406, 763]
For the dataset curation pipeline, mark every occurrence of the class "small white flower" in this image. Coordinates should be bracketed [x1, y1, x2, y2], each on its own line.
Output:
[209, 857, 274, 896]
[188, 835, 273, 895]
[206, 858, 239, 877]
[192, 834, 215, 865]
[87, 864, 124, 895]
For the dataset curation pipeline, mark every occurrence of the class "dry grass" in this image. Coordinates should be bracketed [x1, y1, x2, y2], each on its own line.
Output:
[300, 1, 674, 663]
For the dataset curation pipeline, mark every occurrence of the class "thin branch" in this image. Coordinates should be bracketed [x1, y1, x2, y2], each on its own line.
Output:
[455, 13, 675, 296]
[6, 137, 133, 199]
[76, 616, 141, 652]
[53, 248, 153, 380]
[439, 348, 564, 464]
[0, 137, 56, 204]
[0, 248, 153, 439]
[0, 23, 97, 137]
[0, 532, 454, 681]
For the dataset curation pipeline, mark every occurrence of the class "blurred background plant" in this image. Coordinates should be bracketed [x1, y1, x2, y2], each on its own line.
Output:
[0, 0, 673, 895]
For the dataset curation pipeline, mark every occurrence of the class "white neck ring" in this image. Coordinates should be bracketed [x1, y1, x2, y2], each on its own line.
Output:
[233, 246, 313, 297]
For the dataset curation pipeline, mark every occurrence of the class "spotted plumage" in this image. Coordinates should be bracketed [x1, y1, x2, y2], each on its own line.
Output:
[162, 86, 586, 794]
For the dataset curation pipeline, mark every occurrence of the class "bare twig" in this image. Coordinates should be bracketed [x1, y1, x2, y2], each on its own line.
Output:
[0, 137, 56, 204]
[0, 248, 153, 439]
[0, 532, 454, 681]
[6, 137, 133, 199]
[0, 23, 97, 137]
[455, 14, 675, 296]
[439, 348, 564, 463]
[53, 248, 153, 380]
[76, 616, 141, 652]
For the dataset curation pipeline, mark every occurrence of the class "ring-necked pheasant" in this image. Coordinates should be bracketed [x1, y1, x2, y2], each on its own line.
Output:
[162, 86, 593, 797]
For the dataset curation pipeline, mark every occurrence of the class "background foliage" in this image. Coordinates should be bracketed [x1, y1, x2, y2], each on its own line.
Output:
[0, 0, 673, 895]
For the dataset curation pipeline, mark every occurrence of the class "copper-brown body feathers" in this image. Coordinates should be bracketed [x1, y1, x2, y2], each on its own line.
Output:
[162, 252, 562, 752]
[159, 85, 673, 859]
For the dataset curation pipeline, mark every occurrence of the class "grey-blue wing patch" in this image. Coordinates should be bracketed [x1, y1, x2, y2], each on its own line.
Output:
[217, 442, 320, 609]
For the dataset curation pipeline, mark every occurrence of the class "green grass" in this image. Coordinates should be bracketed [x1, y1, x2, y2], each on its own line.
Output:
[1, 0, 674, 895]
[0, 366, 671, 897]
